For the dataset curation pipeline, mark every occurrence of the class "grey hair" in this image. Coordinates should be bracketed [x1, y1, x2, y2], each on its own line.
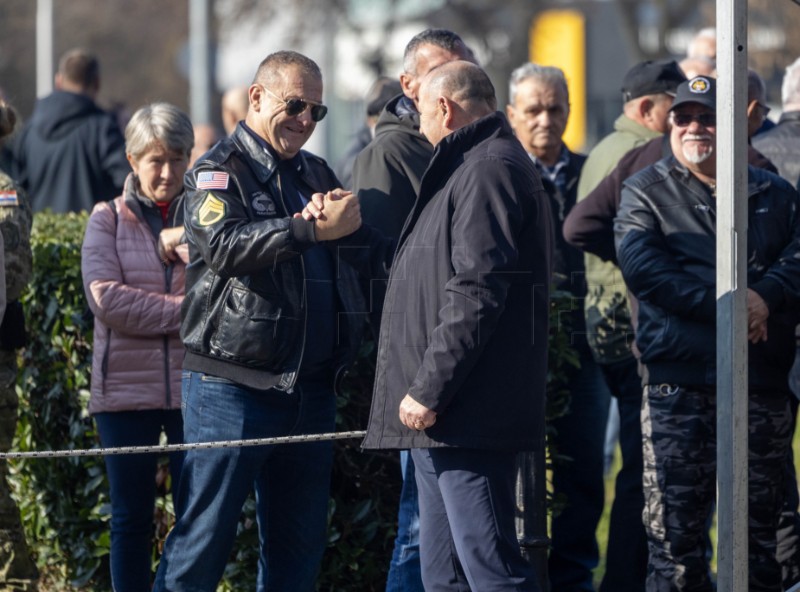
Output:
[508, 63, 569, 104]
[782, 57, 800, 107]
[125, 102, 194, 160]
[686, 27, 716, 60]
[403, 29, 468, 75]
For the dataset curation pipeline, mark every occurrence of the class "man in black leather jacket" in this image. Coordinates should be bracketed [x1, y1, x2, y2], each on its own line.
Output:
[615, 76, 800, 592]
[154, 51, 364, 592]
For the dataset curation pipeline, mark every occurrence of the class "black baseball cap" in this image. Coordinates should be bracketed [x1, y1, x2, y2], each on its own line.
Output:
[621, 59, 687, 102]
[669, 76, 716, 112]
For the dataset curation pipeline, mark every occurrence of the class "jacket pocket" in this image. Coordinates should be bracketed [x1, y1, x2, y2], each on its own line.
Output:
[209, 280, 300, 369]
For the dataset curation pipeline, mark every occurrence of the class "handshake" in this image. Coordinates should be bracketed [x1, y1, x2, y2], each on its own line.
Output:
[293, 188, 361, 241]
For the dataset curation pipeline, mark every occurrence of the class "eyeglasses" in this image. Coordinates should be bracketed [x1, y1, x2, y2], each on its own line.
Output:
[672, 112, 716, 128]
[756, 102, 771, 119]
[262, 86, 328, 122]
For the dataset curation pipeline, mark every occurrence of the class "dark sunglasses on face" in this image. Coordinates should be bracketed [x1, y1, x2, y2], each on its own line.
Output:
[672, 112, 716, 128]
[263, 86, 328, 122]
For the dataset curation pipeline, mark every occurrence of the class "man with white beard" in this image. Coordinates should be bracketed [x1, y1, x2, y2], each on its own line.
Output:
[614, 76, 800, 592]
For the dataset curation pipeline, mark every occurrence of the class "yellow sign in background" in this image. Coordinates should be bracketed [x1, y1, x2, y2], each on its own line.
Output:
[530, 9, 586, 152]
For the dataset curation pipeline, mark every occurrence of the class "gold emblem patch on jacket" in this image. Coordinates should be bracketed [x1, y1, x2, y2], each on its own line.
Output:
[198, 193, 226, 226]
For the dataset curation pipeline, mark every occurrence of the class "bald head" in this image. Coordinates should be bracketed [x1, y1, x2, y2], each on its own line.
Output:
[417, 61, 496, 146]
[679, 57, 716, 80]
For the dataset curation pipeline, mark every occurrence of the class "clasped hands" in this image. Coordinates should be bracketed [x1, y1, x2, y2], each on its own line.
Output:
[747, 288, 769, 344]
[293, 188, 361, 241]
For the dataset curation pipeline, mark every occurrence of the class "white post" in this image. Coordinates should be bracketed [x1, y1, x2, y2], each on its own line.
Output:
[715, 0, 749, 590]
[189, 0, 212, 124]
[36, 0, 54, 98]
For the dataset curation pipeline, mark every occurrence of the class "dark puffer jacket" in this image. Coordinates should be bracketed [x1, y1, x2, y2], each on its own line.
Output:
[615, 156, 800, 390]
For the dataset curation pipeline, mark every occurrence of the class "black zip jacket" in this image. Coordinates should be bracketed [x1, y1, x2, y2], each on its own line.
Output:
[615, 156, 800, 390]
[180, 123, 365, 391]
[350, 112, 553, 451]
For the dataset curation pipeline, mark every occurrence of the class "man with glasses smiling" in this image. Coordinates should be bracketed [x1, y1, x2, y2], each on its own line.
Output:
[614, 76, 800, 592]
[153, 50, 364, 592]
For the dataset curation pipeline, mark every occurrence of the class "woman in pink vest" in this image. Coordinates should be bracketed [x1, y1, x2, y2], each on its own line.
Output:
[81, 102, 193, 592]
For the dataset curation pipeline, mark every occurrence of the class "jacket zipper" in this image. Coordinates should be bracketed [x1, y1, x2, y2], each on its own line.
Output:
[275, 173, 306, 393]
[162, 234, 173, 408]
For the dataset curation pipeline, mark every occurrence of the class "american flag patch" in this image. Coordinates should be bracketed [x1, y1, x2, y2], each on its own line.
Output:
[0, 190, 18, 206]
[196, 171, 230, 190]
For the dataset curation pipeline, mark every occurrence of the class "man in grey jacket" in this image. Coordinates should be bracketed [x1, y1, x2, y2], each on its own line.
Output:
[753, 56, 800, 188]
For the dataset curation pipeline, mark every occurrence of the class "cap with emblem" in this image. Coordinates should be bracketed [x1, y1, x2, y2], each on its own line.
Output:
[621, 59, 687, 102]
[669, 76, 717, 112]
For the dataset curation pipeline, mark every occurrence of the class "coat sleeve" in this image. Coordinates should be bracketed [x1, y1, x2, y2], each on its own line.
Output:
[615, 183, 716, 321]
[0, 229, 5, 321]
[81, 202, 183, 336]
[184, 165, 318, 278]
[406, 158, 532, 413]
[563, 170, 619, 262]
[352, 140, 421, 240]
[750, 183, 800, 312]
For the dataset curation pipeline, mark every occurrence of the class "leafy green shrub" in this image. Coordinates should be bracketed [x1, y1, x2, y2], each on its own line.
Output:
[11, 211, 109, 589]
[9, 212, 576, 591]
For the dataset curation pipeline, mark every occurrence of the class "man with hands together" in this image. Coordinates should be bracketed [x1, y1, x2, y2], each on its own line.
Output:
[614, 76, 800, 591]
[154, 51, 366, 592]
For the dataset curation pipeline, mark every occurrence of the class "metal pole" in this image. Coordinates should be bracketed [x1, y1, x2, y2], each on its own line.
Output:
[36, 0, 54, 98]
[189, 0, 212, 124]
[715, 0, 749, 589]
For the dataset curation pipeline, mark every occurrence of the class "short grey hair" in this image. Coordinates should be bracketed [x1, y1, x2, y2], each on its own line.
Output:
[125, 102, 194, 160]
[782, 57, 800, 108]
[508, 63, 569, 105]
[403, 29, 469, 75]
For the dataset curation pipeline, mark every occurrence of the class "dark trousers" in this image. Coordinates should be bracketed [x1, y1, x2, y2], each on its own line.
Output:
[411, 447, 542, 591]
[599, 357, 649, 592]
[548, 351, 611, 592]
[95, 409, 184, 592]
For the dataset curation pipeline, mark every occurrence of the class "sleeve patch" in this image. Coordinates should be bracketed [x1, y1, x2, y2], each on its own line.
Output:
[0, 190, 19, 207]
[196, 171, 230, 190]
[198, 193, 227, 226]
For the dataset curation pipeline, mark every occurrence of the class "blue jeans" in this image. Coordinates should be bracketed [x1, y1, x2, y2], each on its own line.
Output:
[548, 350, 611, 592]
[94, 409, 184, 592]
[385, 450, 424, 592]
[153, 371, 336, 592]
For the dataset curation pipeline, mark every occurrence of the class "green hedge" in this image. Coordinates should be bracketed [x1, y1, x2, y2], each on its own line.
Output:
[9, 212, 574, 590]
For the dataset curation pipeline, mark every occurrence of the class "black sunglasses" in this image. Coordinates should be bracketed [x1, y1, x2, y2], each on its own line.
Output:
[264, 87, 328, 122]
[672, 112, 716, 128]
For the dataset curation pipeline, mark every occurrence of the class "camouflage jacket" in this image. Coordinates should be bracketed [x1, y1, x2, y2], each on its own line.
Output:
[0, 170, 32, 302]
